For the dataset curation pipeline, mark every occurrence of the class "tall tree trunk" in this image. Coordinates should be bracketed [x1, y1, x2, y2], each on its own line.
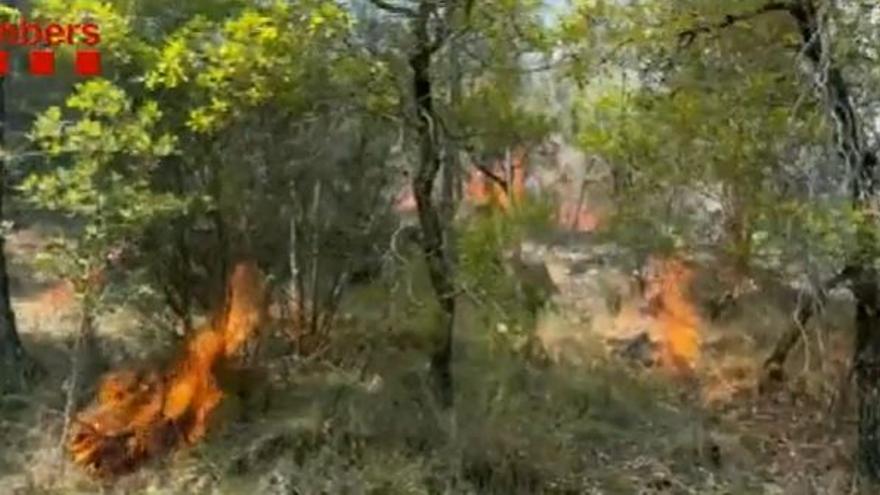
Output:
[308, 180, 323, 340]
[724, 187, 752, 279]
[410, 1, 456, 408]
[853, 264, 880, 480]
[0, 28, 37, 395]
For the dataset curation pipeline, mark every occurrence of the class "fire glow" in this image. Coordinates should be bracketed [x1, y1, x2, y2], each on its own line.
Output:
[68, 261, 268, 478]
[395, 148, 602, 232]
[640, 256, 701, 374]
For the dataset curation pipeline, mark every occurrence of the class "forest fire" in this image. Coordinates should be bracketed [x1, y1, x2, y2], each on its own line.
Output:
[464, 148, 528, 212]
[67, 261, 268, 478]
[557, 201, 600, 232]
[641, 256, 701, 374]
[395, 147, 601, 233]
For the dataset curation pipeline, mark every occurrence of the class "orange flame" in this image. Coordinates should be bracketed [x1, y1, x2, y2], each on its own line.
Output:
[642, 256, 701, 374]
[68, 261, 268, 478]
[394, 148, 530, 215]
[557, 201, 600, 232]
[393, 147, 603, 232]
[465, 149, 528, 212]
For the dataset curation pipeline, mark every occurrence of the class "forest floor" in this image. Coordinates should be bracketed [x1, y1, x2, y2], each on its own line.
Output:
[0, 222, 864, 495]
[540, 239, 857, 494]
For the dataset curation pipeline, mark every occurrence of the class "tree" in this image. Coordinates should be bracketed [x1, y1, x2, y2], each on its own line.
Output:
[365, 0, 554, 407]
[565, 0, 880, 484]
[25, 0, 401, 351]
[365, 0, 458, 407]
[677, 2, 880, 482]
[138, 0, 400, 347]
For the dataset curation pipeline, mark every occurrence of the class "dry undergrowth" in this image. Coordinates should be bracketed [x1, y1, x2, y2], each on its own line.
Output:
[67, 261, 268, 478]
[0, 226, 863, 494]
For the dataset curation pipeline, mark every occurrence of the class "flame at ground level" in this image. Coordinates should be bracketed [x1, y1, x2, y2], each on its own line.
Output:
[610, 255, 701, 375]
[68, 261, 268, 478]
[643, 256, 701, 374]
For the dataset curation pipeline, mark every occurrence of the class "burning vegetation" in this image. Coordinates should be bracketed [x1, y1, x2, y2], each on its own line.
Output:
[67, 261, 268, 478]
[641, 256, 702, 374]
[609, 255, 702, 375]
[395, 148, 601, 233]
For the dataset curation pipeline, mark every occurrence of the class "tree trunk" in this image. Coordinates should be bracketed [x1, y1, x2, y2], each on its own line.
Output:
[724, 186, 752, 279]
[0, 30, 37, 395]
[410, 1, 456, 408]
[0, 238, 26, 393]
[59, 290, 97, 450]
[308, 180, 323, 340]
[853, 266, 880, 480]
[0, 234, 29, 394]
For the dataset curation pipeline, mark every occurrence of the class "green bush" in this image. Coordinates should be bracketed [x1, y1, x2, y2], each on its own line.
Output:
[456, 196, 555, 356]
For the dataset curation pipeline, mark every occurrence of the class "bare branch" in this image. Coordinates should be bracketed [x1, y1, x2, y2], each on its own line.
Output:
[367, 0, 417, 17]
[472, 162, 507, 190]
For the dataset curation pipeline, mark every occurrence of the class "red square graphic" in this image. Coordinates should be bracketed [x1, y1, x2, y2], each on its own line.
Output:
[0, 51, 8, 76]
[29, 50, 55, 76]
[76, 50, 101, 76]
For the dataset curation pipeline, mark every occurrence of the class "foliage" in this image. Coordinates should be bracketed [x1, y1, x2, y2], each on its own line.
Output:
[457, 197, 555, 353]
[20, 0, 400, 315]
[32, 0, 151, 67]
[23, 79, 183, 285]
[565, 0, 860, 274]
[143, 1, 392, 133]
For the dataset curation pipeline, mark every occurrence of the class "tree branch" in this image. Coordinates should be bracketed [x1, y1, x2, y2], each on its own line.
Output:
[367, 0, 417, 17]
[678, 1, 794, 48]
[472, 162, 507, 190]
[762, 264, 857, 379]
